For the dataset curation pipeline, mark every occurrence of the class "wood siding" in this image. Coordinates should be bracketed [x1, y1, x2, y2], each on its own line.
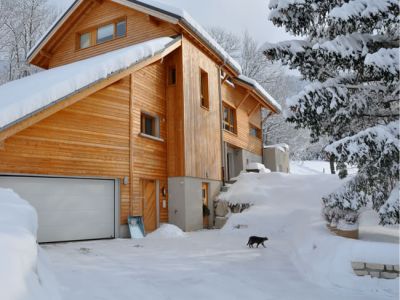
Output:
[46, 1, 178, 68]
[165, 48, 185, 177]
[181, 37, 222, 180]
[222, 83, 262, 156]
[130, 62, 168, 220]
[0, 77, 131, 224]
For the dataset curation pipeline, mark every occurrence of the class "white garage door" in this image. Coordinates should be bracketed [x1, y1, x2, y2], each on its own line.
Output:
[0, 176, 115, 243]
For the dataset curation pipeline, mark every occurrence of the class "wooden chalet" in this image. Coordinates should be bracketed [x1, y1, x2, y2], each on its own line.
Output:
[0, 0, 280, 242]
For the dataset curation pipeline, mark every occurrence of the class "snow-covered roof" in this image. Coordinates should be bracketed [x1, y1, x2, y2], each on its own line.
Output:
[0, 37, 175, 131]
[236, 75, 282, 113]
[27, 0, 242, 75]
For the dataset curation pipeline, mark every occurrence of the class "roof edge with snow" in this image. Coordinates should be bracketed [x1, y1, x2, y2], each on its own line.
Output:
[27, 0, 242, 75]
[235, 75, 282, 113]
[1, 36, 180, 135]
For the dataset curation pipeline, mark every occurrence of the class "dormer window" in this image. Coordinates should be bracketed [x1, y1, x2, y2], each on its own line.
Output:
[78, 17, 127, 50]
[97, 24, 114, 44]
[80, 32, 91, 49]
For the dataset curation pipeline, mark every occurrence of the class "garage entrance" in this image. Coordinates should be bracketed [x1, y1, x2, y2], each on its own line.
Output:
[0, 175, 116, 243]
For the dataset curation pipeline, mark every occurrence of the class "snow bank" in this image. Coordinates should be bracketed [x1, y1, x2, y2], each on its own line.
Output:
[246, 162, 271, 174]
[0, 188, 60, 300]
[0, 37, 174, 130]
[146, 224, 187, 239]
[290, 160, 358, 175]
[219, 173, 398, 295]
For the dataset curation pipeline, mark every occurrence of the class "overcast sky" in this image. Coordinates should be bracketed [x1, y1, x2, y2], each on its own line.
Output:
[50, 0, 293, 45]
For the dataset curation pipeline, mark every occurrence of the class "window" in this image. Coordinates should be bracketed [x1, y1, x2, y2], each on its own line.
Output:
[168, 66, 176, 85]
[200, 69, 209, 109]
[80, 32, 91, 49]
[97, 24, 114, 44]
[223, 103, 236, 133]
[116, 20, 126, 38]
[141, 112, 160, 138]
[78, 17, 127, 49]
[249, 125, 262, 139]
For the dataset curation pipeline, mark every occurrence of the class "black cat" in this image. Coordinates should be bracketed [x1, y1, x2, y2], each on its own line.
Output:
[247, 236, 268, 248]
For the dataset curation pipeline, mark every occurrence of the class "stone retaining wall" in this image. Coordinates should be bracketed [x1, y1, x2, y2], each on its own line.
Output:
[352, 262, 399, 279]
[327, 224, 358, 239]
[213, 200, 252, 229]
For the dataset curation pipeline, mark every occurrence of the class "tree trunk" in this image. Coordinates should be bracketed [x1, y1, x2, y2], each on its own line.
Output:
[329, 154, 336, 174]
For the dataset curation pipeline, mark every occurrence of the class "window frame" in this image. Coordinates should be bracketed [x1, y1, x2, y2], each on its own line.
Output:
[200, 68, 209, 110]
[249, 124, 262, 139]
[140, 111, 162, 141]
[223, 102, 237, 134]
[77, 17, 127, 50]
[168, 65, 177, 86]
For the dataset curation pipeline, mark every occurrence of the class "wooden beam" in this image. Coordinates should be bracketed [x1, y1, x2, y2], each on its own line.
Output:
[221, 74, 229, 85]
[0, 140, 4, 150]
[0, 39, 182, 142]
[39, 50, 52, 59]
[248, 103, 260, 117]
[236, 91, 250, 109]
[148, 15, 162, 26]
[232, 79, 279, 113]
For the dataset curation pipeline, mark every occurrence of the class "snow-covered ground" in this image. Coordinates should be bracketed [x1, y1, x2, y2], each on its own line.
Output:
[290, 160, 358, 175]
[43, 172, 399, 300]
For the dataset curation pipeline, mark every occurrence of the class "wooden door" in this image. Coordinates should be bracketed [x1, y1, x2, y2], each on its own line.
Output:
[142, 179, 157, 233]
[202, 183, 209, 228]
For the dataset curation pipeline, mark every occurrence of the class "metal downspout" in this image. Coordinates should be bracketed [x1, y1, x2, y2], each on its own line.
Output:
[218, 63, 226, 186]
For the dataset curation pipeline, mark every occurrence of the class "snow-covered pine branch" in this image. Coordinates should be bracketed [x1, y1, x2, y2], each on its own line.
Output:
[265, 0, 400, 225]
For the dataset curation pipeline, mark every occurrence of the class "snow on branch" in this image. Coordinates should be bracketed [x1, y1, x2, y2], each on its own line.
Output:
[268, 0, 306, 11]
[264, 40, 310, 56]
[365, 48, 400, 76]
[325, 121, 399, 168]
[379, 184, 400, 225]
[313, 33, 387, 59]
[329, 0, 398, 21]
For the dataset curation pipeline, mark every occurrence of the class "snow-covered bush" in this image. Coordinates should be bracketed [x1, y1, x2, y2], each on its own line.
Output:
[265, 0, 399, 225]
[326, 122, 399, 225]
[322, 178, 368, 226]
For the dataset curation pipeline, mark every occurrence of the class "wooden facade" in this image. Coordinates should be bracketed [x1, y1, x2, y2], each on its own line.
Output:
[33, 1, 179, 69]
[222, 83, 263, 156]
[0, 0, 278, 233]
[0, 77, 131, 224]
[181, 37, 222, 181]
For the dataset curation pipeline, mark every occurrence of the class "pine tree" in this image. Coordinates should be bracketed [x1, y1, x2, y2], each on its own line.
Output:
[264, 0, 399, 225]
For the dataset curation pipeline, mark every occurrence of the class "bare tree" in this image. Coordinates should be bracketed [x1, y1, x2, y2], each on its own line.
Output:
[207, 27, 241, 59]
[239, 31, 280, 85]
[0, 0, 57, 83]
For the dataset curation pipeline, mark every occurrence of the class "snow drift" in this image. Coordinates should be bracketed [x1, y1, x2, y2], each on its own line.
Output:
[146, 224, 187, 239]
[219, 172, 398, 296]
[0, 188, 60, 300]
